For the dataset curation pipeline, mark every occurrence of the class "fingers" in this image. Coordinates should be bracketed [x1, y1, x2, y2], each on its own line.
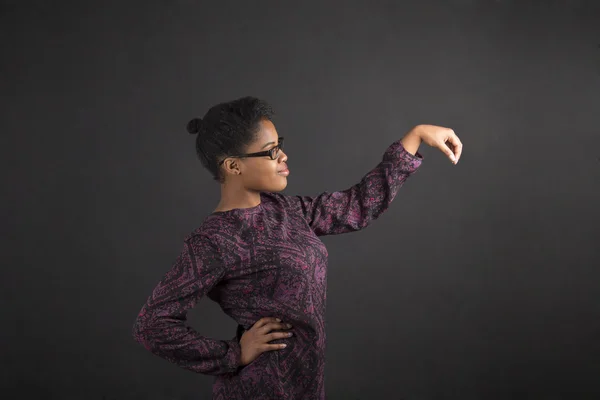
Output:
[251, 317, 294, 351]
[258, 322, 293, 335]
[258, 321, 294, 351]
[440, 141, 457, 163]
[263, 343, 288, 351]
[446, 131, 463, 163]
[439, 129, 462, 164]
[266, 331, 294, 341]
[253, 317, 281, 329]
[261, 331, 292, 352]
[241, 317, 293, 365]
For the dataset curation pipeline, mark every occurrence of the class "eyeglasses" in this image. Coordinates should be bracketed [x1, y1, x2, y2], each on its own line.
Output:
[218, 137, 284, 166]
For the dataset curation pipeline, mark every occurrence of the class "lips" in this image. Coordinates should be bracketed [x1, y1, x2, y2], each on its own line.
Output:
[277, 164, 289, 176]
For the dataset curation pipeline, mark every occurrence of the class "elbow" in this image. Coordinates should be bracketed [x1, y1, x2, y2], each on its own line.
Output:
[132, 320, 143, 345]
[132, 314, 153, 350]
[132, 320, 145, 346]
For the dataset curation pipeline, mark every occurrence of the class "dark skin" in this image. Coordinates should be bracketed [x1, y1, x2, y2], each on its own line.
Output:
[216, 119, 463, 366]
[215, 120, 462, 213]
[239, 317, 293, 366]
[213, 118, 289, 213]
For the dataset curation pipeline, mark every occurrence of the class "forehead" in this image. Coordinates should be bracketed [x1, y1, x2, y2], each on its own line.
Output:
[251, 119, 279, 147]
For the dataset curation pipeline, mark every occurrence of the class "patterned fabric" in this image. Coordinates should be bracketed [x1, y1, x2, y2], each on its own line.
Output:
[132, 139, 423, 399]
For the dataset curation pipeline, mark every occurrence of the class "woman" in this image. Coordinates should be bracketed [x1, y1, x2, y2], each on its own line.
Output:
[132, 96, 462, 399]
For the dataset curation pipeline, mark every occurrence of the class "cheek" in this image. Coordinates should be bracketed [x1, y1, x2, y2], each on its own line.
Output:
[261, 161, 279, 176]
[245, 162, 278, 185]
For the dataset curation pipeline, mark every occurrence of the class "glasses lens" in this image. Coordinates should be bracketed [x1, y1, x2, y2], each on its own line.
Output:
[270, 141, 282, 160]
[268, 138, 284, 160]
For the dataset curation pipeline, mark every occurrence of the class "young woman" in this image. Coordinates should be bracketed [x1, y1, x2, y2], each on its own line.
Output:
[132, 96, 462, 399]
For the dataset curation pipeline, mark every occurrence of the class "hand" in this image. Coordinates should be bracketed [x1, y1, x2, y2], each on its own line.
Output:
[410, 124, 463, 164]
[239, 317, 294, 366]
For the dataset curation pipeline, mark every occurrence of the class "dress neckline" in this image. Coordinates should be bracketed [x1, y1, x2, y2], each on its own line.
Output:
[210, 193, 266, 216]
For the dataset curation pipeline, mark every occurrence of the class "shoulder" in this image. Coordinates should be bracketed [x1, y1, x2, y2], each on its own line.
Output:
[182, 230, 218, 254]
[261, 191, 311, 225]
[183, 217, 235, 252]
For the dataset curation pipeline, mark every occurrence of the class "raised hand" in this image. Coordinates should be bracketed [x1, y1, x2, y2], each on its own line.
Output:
[408, 124, 463, 164]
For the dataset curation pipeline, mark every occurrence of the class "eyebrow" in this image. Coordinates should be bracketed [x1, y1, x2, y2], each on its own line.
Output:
[261, 138, 280, 149]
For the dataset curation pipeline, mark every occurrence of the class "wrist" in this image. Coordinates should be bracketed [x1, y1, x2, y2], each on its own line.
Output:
[400, 129, 422, 156]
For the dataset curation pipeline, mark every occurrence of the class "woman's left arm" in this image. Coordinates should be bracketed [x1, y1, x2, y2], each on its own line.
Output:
[283, 125, 462, 236]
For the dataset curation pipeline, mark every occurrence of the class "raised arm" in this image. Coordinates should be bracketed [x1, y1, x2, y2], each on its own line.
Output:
[284, 138, 423, 236]
[132, 234, 240, 375]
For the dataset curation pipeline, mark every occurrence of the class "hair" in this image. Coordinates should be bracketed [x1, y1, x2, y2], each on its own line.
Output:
[186, 96, 274, 183]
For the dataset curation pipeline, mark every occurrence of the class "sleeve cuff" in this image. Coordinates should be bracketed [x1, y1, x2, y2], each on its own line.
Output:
[384, 140, 424, 171]
[222, 338, 243, 373]
[398, 140, 424, 160]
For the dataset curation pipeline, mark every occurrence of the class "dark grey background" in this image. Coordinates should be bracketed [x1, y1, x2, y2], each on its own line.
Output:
[2, 0, 599, 399]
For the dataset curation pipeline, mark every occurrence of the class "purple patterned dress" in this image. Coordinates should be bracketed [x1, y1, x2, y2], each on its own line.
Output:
[132, 140, 422, 399]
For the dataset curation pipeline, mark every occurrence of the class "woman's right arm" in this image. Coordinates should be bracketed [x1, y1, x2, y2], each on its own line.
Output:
[132, 234, 241, 376]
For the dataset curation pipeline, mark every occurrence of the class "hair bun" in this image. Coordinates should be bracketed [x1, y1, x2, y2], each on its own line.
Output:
[186, 118, 203, 134]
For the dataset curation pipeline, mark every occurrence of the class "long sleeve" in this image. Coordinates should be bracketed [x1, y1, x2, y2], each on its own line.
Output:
[285, 139, 423, 236]
[132, 234, 241, 376]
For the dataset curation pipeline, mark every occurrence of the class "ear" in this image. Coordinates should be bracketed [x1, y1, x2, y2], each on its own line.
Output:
[223, 159, 242, 176]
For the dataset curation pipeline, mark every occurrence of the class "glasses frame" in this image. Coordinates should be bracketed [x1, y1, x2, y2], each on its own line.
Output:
[218, 137, 284, 166]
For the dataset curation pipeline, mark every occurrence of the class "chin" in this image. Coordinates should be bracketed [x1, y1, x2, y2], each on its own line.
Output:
[269, 179, 288, 192]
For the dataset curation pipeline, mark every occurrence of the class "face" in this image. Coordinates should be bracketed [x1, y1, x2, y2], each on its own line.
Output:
[221, 118, 289, 192]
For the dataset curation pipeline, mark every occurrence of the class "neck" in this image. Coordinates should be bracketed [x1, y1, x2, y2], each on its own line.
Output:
[214, 182, 261, 212]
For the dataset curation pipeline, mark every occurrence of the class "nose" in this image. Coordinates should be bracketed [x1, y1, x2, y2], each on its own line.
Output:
[279, 150, 288, 163]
